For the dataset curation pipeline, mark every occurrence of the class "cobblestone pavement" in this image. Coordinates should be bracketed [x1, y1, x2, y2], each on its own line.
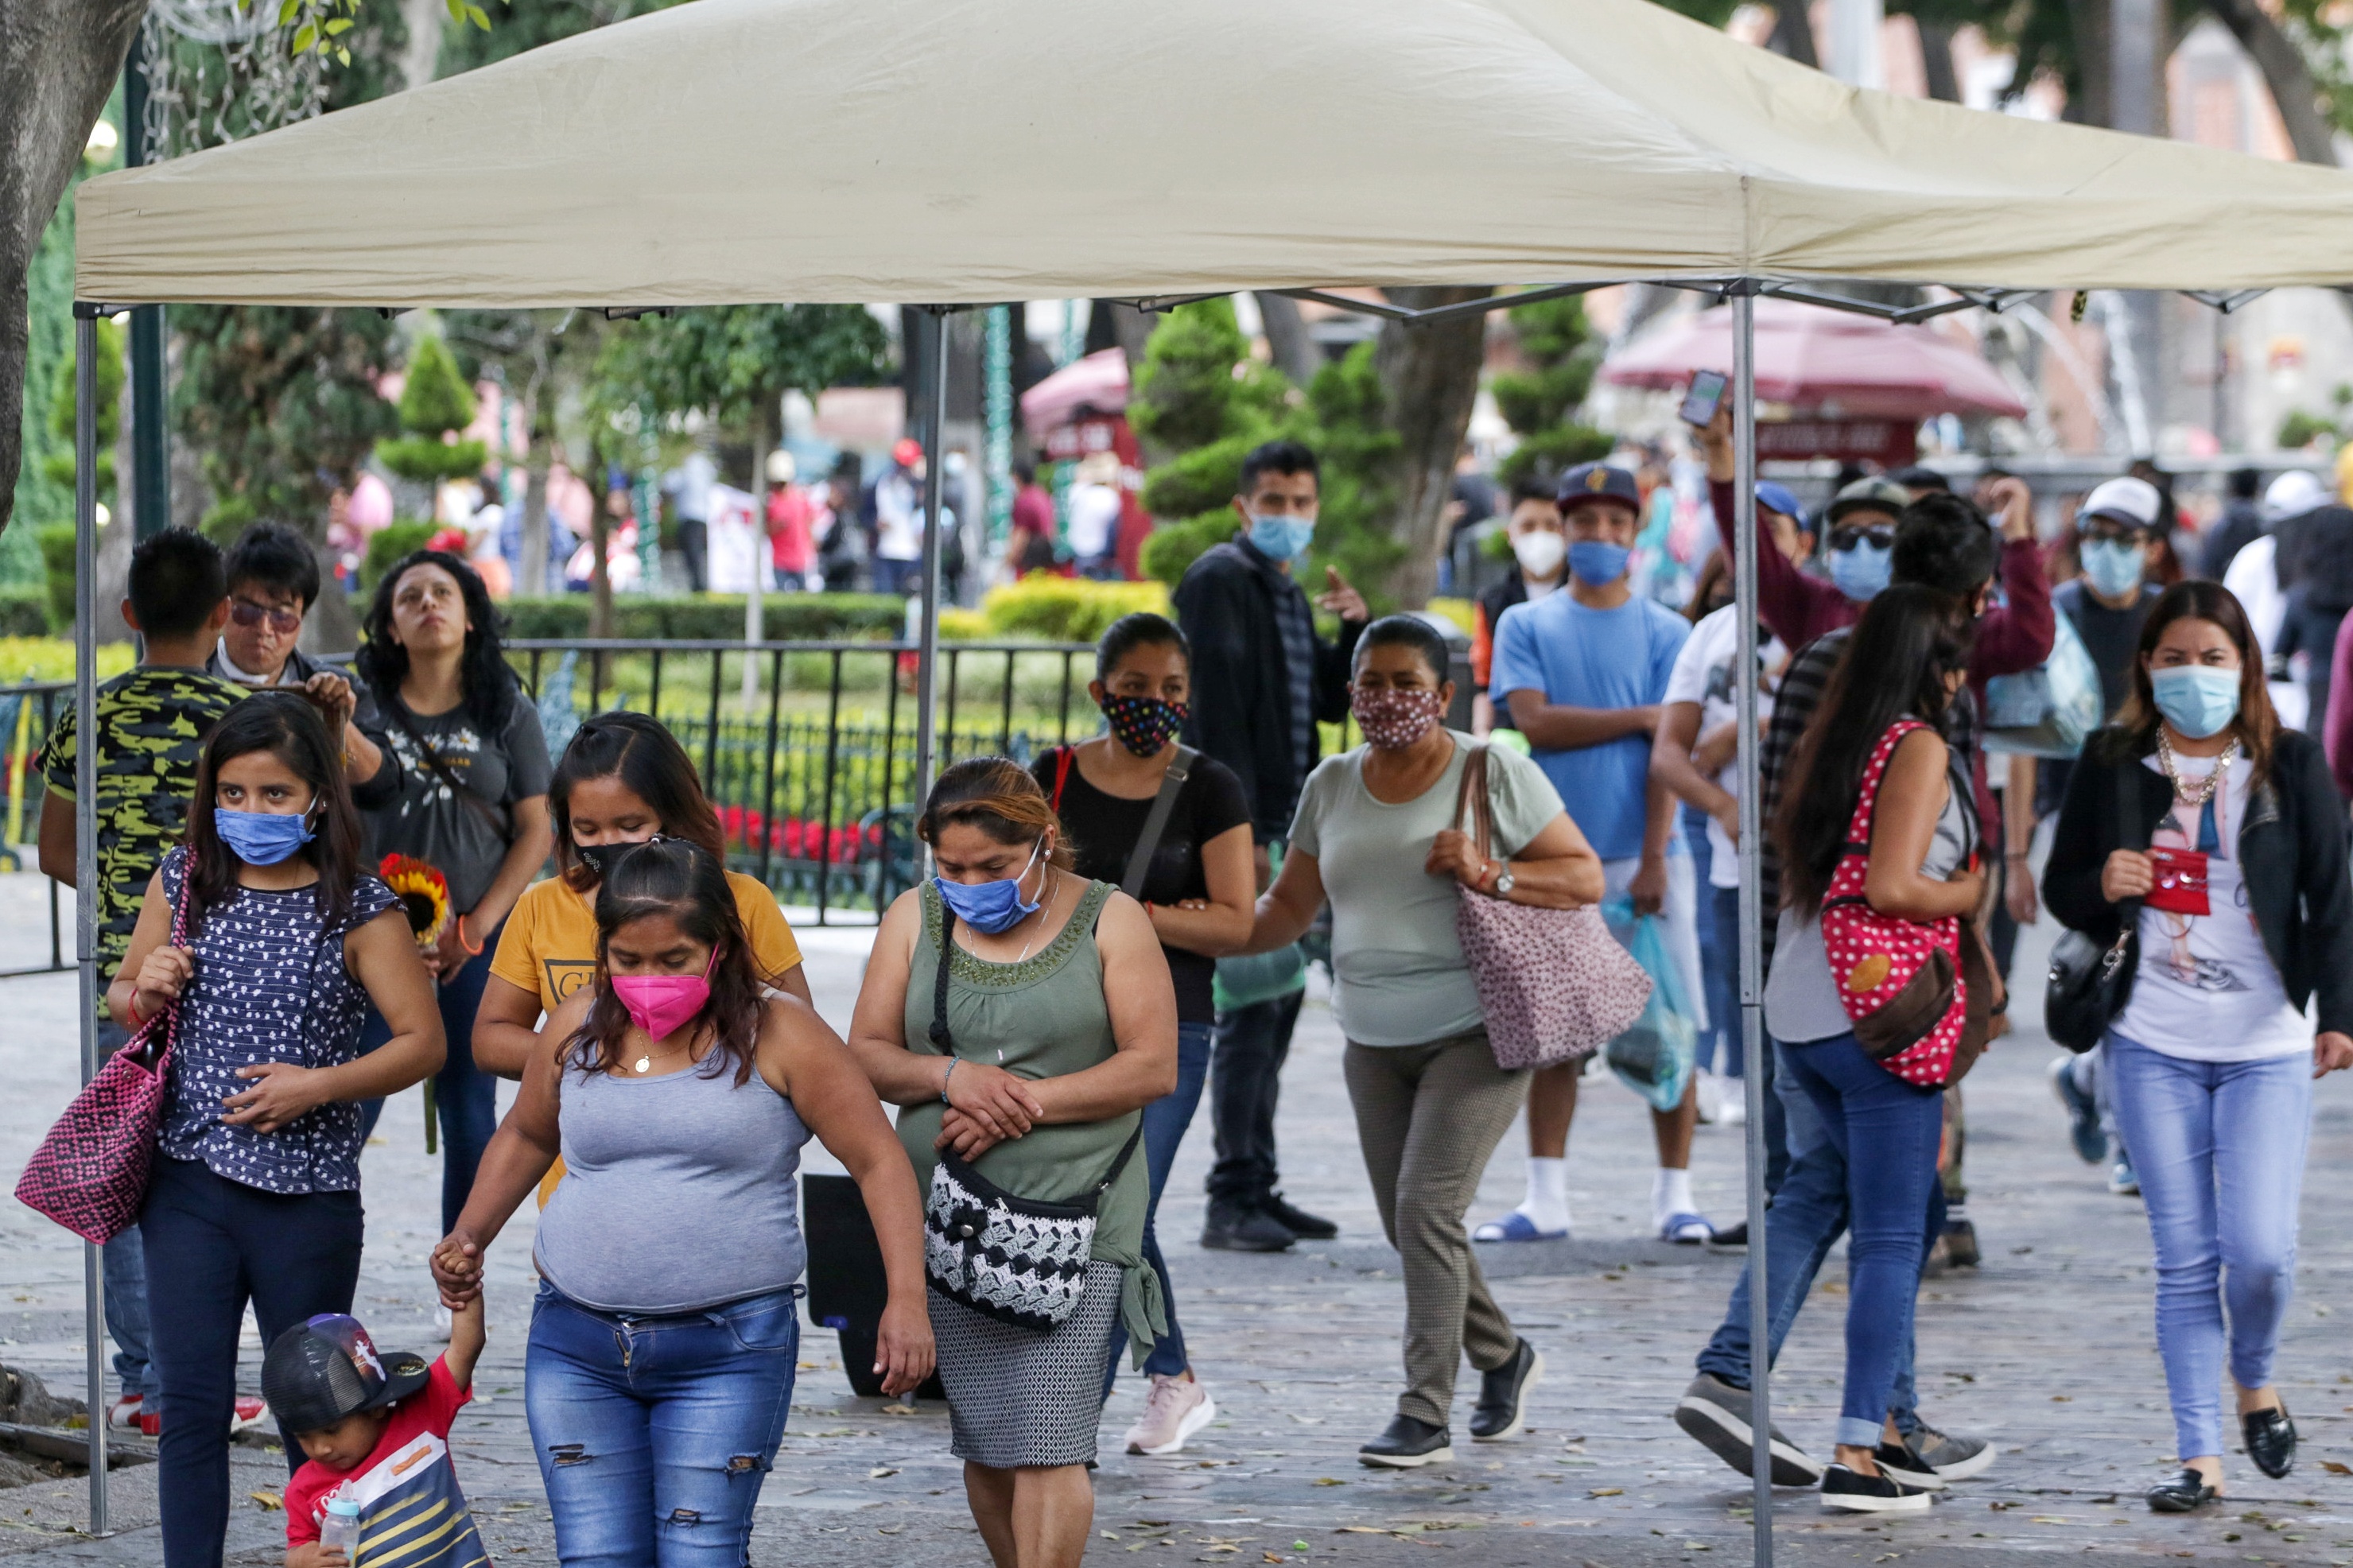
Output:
[1, 875, 2351, 1566]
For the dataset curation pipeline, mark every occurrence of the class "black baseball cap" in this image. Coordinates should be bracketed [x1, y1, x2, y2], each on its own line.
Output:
[261, 1314, 431, 1434]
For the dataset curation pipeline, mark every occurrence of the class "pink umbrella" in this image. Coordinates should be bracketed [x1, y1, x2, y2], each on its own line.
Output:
[1602, 297, 2026, 420]
[1019, 347, 1128, 432]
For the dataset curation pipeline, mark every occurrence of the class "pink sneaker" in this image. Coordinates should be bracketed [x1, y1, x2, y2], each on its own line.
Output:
[1124, 1373, 1215, 1457]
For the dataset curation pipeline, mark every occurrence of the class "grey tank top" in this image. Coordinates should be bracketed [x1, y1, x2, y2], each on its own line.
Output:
[534, 1054, 811, 1314]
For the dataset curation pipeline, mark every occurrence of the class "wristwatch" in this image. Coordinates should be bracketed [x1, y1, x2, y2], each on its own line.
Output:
[1492, 865, 1516, 895]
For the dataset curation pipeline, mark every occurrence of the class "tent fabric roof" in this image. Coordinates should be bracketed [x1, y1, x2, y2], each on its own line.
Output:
[74, 0, 2353, 308]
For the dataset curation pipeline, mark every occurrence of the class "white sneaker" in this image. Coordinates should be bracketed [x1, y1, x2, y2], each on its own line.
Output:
[1124, 1373, 1216, 1456]
[1714, 1085, 1747, 1127]
[433, 1303, 453, 1342]
[1695, 1069, 1722, 1125]
[106, 1394, 143, 1430]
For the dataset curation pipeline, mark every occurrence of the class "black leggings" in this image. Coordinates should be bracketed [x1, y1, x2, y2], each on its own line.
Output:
[139, 1158, 363, 1568]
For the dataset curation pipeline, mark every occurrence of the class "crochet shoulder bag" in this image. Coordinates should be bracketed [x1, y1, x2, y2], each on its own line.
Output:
[17, 887, 189, 1244]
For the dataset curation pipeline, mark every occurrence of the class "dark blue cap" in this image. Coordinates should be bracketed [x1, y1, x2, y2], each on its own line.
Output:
[1557, 462, 1642, 514]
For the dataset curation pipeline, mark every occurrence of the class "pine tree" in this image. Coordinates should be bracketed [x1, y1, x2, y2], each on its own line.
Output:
[1488, 297, 1612, 488]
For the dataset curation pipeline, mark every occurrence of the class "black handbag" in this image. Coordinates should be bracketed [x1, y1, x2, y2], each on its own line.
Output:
[2044, 759, 2145, 1054]
[920, 904, 1140, 1332]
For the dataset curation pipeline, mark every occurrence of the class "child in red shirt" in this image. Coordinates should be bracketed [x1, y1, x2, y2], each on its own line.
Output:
[264, 1297, 487, 1568]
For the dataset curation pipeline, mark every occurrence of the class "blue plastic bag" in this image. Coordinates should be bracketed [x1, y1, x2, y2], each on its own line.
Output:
[1600, 895, 1696, 1113]
[1982, 611, 2102, 758]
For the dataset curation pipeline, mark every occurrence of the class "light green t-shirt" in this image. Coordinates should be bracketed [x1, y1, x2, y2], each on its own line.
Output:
[1288, 731, 1565, 1047]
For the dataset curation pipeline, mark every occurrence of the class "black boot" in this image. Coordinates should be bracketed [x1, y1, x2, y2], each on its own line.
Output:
[1469, 1339, 1543, 1442]
[1260, 1191, 1338, 1240]
[1359, 1413, 1452, 1469]
[1200, 1200, 1295, 1253]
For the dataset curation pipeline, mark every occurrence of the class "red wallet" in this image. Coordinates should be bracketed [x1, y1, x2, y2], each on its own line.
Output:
[2146, 847, 2211, 916]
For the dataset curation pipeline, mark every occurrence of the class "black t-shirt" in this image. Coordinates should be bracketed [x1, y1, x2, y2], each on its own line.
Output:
[1032, 746, 1251, 1023]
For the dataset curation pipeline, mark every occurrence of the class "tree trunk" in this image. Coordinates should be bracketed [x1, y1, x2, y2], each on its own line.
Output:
[0, 0, 146, 537]
[744, 395, 770, 708]
[2204, 0, 2339, 164]
[2066, 0, 2114, 126]
[519, 451, 549, 596]
[1769, 2, 1821, 68]
[588, 500, 613, 638]
[1374, 286, 1493, 610]
[1916, 18, 1962, 103]
[1256, 293, 1320, 386]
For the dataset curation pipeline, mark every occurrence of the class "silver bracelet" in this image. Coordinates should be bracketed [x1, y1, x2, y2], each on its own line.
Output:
[941, 1058, 959, 1104]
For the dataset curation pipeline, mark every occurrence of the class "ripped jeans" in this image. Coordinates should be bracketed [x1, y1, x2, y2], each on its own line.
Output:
[526, 1280, 800, 1568]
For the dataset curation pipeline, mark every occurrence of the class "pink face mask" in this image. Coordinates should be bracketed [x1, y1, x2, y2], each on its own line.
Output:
[610, 952, 714, 1042]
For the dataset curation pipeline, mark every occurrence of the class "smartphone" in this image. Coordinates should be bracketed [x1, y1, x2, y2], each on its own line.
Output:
[1679, 369, 1729, 428]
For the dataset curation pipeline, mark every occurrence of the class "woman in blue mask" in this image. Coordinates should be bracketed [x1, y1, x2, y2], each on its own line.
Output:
[2044, 581, 2353, 1516]
[104, 692, 445, 1568]
[848, 758, 1177, 1568]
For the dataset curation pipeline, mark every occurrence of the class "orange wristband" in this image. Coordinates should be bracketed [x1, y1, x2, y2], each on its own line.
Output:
[456, 916, 485, 957]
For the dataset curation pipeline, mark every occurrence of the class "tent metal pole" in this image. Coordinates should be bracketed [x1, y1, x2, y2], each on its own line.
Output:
[1730, 283, 1770, 1566]
[71, 304, 110, 1536]
[912, 306, 948, 810]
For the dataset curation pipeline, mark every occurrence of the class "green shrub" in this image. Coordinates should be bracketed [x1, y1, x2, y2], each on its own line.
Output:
[198, 494, 259, 549]
[37, 524, 76, 632]
[497, 593, 910, 644]
[376, 334, 487, 485]
[1140, 512, 1239, 588]
[361, 522, 440, 592]
[2277, 409, 2337, 452]
[1139, 437, 1259, 522]
[0, 590, 50, 640]
[977, 576, 1170, 643]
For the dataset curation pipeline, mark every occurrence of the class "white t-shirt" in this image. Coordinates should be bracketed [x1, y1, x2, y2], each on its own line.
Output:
[2112, 752, 2309, 1062]
[1066, 483, 1123, 558]
[1661, 605, 1785, 890]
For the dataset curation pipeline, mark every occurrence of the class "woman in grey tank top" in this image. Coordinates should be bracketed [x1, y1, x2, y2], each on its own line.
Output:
[429, 840, 930, 1565]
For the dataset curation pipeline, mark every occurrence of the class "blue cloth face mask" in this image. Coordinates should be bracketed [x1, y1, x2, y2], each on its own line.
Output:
[1248, 514, 1316, 563]
[215, 807, 316, 866]
[2150, 665, 2242, 740]
[2079, 538, 2146, 600]
[1828, 538, 1893, 602]
[1567, 541, 1630, 587]
[934, 840, 1046, 935]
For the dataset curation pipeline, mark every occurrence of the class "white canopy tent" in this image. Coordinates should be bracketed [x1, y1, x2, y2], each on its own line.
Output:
[56, 0, 2353, 1551]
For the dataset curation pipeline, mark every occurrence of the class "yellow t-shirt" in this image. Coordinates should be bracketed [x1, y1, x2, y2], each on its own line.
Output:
[492, 868, 804, 1208]
[491, 868, 805, 1011]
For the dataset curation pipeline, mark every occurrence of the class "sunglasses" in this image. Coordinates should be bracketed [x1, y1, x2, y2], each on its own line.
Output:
[230, 600, 303, 635]
[1827, 525, 1894, 553]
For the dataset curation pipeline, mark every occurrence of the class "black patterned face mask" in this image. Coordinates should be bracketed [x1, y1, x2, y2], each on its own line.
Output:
[1100, 693, 1188, 757]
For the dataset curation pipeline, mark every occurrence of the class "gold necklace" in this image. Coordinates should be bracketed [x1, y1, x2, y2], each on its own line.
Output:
[2156, 730, 2238, 809]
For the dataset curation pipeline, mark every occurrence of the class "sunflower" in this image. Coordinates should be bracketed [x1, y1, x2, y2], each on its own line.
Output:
[380, 854, 452, 951]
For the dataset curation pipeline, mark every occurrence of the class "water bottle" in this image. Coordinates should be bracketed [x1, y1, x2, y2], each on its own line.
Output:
[320, 1495, 362, 1562]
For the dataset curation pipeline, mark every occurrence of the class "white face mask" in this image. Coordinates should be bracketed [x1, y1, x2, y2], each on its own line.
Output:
[1512, 530, 1567, 580]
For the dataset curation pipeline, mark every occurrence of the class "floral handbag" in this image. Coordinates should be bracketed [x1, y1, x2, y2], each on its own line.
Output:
[16, 889, 188, 1244]
[920, 905, 1140, 1332]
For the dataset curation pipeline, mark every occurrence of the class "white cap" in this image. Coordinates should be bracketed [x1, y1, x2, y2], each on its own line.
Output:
[2265, 468, 2328, 518]
[766, 450, 796, 484]
[2080, 475, 2162, 530]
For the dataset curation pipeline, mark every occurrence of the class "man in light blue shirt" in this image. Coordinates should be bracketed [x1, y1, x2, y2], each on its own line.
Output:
[1481, 461, 1715, 1245]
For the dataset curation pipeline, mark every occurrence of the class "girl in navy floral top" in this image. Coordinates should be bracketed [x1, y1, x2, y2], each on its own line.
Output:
[105, 693, 444, 1568]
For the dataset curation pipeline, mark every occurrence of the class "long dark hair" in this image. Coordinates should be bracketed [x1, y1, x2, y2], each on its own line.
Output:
[563, 839, 764, 1087]
[183, 693, 364, 933]
[353, 550, 515, 732]
[1774, 585, 1977, 918]
[918, 757, 1076, 871]
[2103, 579, 2277, 784]
[550, 713, 727, 889]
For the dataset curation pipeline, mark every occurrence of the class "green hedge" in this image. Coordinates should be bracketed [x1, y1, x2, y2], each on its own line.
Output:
[0, 588, 48, 639]
[500, 593, 909, 643]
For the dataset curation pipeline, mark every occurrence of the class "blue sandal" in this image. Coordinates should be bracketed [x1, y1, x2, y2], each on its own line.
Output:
[1473, 1211, 1568, 1244]
[1660, 1212, 1714, 1244]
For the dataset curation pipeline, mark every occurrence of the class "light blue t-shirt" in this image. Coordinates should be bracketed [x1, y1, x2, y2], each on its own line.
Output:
[1488, 592, 1690, 861]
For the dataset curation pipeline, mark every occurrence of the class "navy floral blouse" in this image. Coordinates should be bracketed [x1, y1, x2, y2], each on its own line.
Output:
[155, 847, 400, 1194]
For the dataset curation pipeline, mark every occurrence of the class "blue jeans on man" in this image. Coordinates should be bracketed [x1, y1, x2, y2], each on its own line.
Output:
[1105, 1021, 1213, 1393]
[1695, 1035, 1941, 1436]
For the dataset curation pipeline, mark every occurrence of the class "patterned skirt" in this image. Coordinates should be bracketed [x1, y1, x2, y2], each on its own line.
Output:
[930, 1260, 1122, 1469]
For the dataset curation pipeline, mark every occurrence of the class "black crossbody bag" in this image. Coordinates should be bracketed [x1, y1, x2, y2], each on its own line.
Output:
[921, 904, 1141, 1332]
[2044, 759, 2144, 1053]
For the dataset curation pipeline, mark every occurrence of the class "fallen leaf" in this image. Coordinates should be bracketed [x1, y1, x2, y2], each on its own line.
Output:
[1589, 1486, 1624, 1497]
[877, 1526, 904, 1536]
[1336, 1527, 1389, 1535]
[2323, 1461, 2352, 1476]
[249, 1491, 283, 1511]
[1264, 1555, 1286, 1563]
[882, 1403, 919, 1416]
[2030, 1516, 2070, 1524]
[868, 1466, 899, 1479]
[1313, 1478, 1347, 1487]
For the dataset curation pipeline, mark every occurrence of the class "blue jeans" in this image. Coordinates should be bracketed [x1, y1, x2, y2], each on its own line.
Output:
[2105, 1032, 2310, 1461]
[1105, 1020, 1213, 1393]
[357, 928, 502, 1234]
[526, 1283, 801, 1568]
[139, 1158, 363, 1568]
[1696, 1038, 1939, 1435]
[95, 1019, 157, 1402]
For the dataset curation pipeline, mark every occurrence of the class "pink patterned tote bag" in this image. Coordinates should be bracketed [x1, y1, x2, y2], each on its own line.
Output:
[16, 891, 185, 1244]
[1452, 746, 1652, 1071]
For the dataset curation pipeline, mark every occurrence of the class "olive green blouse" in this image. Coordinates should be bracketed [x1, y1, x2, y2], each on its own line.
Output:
[898, 879, 1165, 1357]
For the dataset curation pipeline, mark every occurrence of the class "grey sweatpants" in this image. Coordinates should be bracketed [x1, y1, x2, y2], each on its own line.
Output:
[1344, 1030, 1531, 1426]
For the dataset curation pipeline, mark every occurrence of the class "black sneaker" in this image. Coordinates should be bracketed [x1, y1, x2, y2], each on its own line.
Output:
[1905, 1423, 1994, 1481]
[1672, 1372, 1823, 1486]
[1819, 1462, 1932, 1514]
[1260, 1192, 1338, 1240]
[1469, 1339, 1543, 1442]
[1359, 1413, 1452, 1469]
[1200, 1201, 1295, 1253]
[1873, 1441, 1944, 1490]
[1705, 1220, 1749, 1251]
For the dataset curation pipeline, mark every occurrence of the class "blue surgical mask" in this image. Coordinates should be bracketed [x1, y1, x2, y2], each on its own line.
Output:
[2150, 666, 2241, 740]
[215, 807, 316, 866]
[1247, 514, 1316, 563]
[1828, 538, 1893, 602]
[934, 840, 1046, 935]
[1567, 541, 1630, 587]
[2079, 538, 2145, 600]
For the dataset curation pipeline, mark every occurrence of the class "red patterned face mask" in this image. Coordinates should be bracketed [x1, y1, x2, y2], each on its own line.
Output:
[1351, 687, 1445, 750]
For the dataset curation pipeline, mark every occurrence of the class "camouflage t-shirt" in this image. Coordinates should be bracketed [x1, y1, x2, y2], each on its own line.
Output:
[40, 666, 245, 977]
